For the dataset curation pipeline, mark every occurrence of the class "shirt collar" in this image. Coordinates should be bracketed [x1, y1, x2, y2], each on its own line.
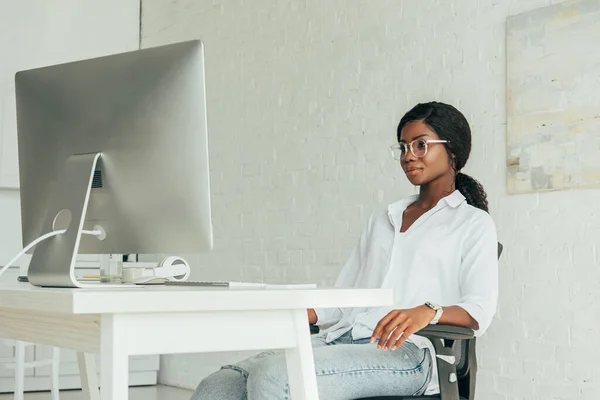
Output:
[387, 190, 466, 227]
[444, 190, 466, 208]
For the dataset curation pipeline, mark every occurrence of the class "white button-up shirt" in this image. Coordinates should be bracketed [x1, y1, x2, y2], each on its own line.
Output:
[314, 190, 499, 395]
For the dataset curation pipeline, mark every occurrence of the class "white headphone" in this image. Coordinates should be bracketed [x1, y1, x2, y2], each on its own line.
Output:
[129, 256, 191, 284]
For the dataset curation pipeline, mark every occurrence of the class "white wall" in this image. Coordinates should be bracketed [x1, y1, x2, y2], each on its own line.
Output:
[141, 0, 600, 398]
[0, 0, 140, 264]
[0, 191, 23, 267]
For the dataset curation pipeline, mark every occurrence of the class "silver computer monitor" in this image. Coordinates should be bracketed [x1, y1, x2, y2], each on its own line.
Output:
[15, 40, 213, 287]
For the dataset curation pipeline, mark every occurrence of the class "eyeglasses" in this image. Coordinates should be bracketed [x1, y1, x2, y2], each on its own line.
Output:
[389, 139, 449, 161]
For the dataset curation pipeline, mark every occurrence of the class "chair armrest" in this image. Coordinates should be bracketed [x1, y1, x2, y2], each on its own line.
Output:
[310, 324, 474, 339]
[417, 325, 476, 400]
[417, 324, 475, 341]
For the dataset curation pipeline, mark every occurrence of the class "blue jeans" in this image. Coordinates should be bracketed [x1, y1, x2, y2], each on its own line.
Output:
[192, 331, 432, 399]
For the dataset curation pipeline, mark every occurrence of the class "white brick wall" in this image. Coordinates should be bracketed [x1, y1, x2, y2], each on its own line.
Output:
[142, 0, 600, 398]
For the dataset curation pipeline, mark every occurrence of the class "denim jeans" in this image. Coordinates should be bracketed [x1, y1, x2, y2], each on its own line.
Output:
[192, 331, 432, 400]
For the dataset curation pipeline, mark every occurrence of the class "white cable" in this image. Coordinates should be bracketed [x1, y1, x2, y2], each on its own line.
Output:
[0, 229, 104, 279]
[81, 230, 103, 237]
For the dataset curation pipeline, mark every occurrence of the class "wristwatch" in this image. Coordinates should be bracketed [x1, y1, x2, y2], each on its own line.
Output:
[425, 301, 443, 325]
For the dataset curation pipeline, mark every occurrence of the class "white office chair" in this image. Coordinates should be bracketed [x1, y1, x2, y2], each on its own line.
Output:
[0, 340, 60, 400]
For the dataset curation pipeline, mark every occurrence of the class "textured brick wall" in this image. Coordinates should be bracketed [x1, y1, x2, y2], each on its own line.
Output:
[142, 0, 600, 398]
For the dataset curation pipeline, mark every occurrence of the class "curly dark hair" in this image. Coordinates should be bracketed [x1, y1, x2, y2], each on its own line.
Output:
[396, 101, 489, 213]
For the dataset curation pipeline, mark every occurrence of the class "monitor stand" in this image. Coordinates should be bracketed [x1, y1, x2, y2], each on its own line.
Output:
[27, 152, 123, 288]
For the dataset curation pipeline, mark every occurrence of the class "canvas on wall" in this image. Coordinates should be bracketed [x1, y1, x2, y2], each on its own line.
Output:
[506, 0, 600, 194]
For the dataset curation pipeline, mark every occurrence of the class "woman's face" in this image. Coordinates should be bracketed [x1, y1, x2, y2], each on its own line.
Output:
[399, 120, 453, 186]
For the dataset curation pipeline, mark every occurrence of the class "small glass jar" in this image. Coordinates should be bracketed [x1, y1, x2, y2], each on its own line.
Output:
[100, 253, 123, 283]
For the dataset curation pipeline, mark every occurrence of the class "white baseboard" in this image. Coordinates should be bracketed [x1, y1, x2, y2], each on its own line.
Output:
[0, 371, 156, 394]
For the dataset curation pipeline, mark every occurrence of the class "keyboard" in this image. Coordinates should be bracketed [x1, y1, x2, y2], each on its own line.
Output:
[164, 281, 317, 289]
[164, 280, 266, 288]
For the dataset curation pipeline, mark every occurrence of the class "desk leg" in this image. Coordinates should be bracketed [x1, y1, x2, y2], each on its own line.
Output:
[77, 352, 100, 400]
[14, 341, 25, 400]
[50, 347, 60, 400]
[285, 309, 319, 400]
[100, 315, 128, 400]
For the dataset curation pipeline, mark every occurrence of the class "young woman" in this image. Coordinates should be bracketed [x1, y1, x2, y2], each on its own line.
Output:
[192, 101, 499, 399]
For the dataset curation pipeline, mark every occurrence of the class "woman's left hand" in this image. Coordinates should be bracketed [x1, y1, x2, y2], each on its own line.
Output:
[370, 306, 436, 350]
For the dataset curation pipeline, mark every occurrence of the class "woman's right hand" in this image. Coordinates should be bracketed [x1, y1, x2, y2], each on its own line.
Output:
[308, 308, 317, 324]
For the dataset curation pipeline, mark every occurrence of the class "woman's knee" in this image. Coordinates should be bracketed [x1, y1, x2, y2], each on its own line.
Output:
[191, 367, 247, 400]
[246, 354, 288, 399]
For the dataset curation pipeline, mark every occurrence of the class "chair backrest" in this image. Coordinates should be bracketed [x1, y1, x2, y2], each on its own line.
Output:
[455, 339, 469, 374]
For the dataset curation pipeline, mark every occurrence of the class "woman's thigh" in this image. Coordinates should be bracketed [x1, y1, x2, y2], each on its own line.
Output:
[245, 340, 432, 400]
[315, 341, 431, 398]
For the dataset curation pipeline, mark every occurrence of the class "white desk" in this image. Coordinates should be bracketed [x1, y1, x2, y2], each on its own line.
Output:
[0, 283, 393, 399]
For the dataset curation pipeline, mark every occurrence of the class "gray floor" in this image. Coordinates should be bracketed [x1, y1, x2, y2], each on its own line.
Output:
[0, 385, 193, 400]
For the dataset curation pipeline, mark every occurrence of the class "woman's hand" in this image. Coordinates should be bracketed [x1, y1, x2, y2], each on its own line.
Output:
[370, 306, 436, 350]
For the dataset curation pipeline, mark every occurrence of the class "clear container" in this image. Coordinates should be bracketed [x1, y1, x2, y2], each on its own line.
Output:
[100, 253, 123, 283]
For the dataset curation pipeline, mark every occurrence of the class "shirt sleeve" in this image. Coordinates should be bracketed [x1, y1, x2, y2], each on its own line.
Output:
[455, 211, 499, 337]
[313, 213, 374, 328]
